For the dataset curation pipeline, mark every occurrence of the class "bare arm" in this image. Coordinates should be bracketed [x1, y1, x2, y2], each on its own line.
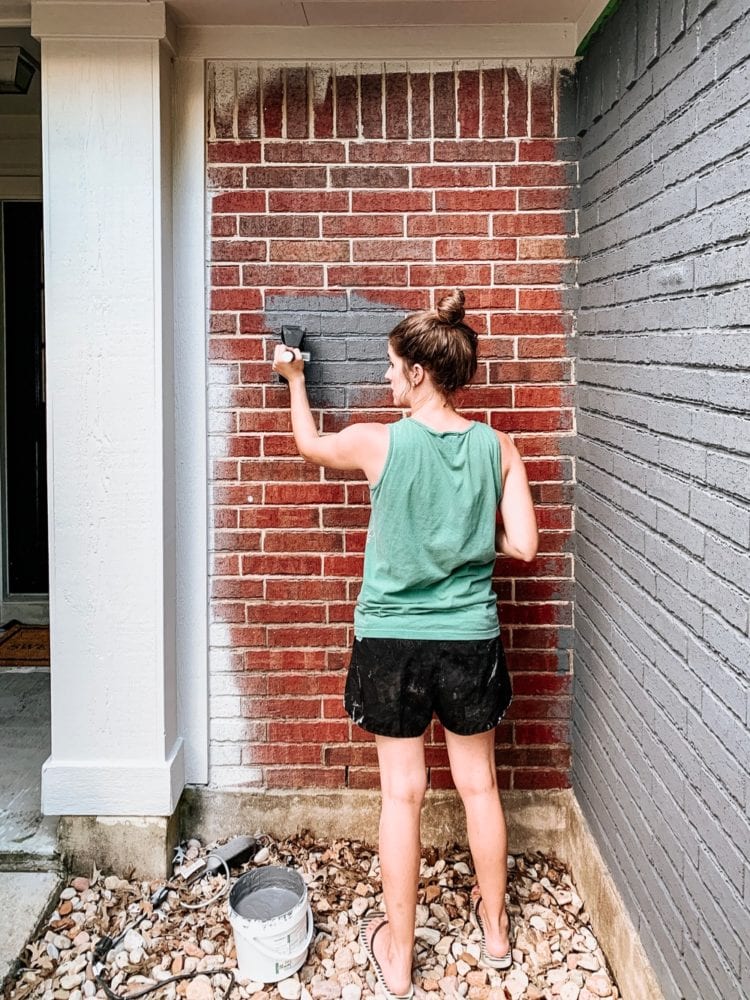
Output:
[495, 432, 538, 562]
[273, 345, 388, 481]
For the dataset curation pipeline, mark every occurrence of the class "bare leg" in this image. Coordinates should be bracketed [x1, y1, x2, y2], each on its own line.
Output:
[444, 728, 510, 957]
[365, 734, 426, 995]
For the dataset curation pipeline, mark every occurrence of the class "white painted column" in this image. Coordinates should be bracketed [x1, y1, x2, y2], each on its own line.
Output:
[173, 54, 209, 786]
[36, 1, 185, 815]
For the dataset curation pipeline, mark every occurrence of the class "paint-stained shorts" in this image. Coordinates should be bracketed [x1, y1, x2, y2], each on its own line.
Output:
[344, 635, 512, 738]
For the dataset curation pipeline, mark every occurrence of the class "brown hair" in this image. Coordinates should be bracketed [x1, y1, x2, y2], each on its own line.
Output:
[388, 289, 478, 395]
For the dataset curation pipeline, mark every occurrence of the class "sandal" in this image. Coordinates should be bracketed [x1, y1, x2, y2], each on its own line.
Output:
[359, 910, 414, 1000]
[471, 893, 512, 970]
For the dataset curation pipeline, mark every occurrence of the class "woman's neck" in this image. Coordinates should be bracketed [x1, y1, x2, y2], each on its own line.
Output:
[409, 389, 448, 416]
[407, 389, 470, 430]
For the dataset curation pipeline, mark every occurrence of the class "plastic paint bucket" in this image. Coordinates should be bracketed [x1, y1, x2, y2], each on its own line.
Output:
[228, 866, 313, 983]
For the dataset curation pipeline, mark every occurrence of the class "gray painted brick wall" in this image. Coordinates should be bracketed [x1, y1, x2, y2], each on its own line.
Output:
[575, 1, 750, 997]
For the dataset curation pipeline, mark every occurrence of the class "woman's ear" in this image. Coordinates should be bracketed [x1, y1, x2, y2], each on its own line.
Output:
[410, 363, 425, 386]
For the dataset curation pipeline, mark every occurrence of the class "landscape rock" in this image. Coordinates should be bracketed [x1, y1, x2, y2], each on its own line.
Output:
[277, 978, 301, 1000]
[185, 975, 213, 1000]
[4, 837, 618, 1000]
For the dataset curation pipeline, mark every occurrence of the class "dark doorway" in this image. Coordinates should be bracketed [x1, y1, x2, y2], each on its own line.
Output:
[1, 201, 48, 596]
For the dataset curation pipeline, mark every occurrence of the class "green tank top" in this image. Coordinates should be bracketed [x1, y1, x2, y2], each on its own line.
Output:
[354, 417, 502, 640]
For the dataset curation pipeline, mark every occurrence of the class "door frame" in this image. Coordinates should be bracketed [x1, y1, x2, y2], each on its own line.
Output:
[0, 196, 49, 625]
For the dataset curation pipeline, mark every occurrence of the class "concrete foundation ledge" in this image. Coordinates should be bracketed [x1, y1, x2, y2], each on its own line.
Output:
[564, 793, 664, 1000]
[58, 812, 180, 879]
[180, 786, 570, 854]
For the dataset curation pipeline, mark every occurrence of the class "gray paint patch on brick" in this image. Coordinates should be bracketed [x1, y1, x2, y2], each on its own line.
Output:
[574, 1, 750, 996]
[266, 293, 348, 313]
[348, 291, 405, 312]
[265, 293, 402, 408]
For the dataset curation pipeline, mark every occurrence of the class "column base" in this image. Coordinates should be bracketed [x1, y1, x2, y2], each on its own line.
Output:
[42, 740, 185, 817]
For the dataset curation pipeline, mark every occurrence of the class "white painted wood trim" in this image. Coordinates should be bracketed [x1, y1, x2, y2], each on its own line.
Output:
[177, 23, 579, 60]
[31, 0, 166, 38]
[42, 740, 185, 815]
[173, 54, 209, 786]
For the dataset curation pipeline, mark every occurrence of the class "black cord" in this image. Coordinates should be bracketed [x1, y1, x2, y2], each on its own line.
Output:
[92, 888, 169, 966]
[93, 965, 236, 1000]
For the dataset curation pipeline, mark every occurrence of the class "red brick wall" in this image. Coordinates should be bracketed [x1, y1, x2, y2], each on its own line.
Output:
[206, 62, 577, 791]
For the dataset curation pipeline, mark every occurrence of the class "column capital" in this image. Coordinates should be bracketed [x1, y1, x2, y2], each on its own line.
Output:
[32, 0, 168, 39]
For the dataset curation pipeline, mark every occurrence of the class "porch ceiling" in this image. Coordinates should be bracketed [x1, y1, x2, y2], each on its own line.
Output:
[1, 0, 610, 55]
[168, 0, 598, 29]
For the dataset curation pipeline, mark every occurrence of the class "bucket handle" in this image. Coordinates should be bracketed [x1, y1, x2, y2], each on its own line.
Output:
[246, 907, 315, 962]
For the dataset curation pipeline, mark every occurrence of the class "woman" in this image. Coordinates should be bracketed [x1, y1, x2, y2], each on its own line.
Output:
[273, 290, 538, 1000]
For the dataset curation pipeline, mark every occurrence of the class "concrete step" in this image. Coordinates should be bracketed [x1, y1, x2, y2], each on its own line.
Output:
[0, 813, 62, 874]
[0, 871, 62, 990]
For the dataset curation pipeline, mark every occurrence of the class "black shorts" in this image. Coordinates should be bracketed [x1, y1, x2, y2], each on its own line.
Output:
[344, 635, 512, 739]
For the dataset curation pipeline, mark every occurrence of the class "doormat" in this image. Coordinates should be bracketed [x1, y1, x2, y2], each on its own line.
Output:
[0, 621, 50, 667]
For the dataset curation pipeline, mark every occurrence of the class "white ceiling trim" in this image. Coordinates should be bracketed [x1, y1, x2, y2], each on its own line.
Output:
[169, 0, 592, 28]
[179, 23, 581, 60]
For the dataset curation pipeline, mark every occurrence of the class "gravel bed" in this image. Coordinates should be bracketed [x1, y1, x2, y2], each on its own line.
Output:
[4, 834, 619, 1000]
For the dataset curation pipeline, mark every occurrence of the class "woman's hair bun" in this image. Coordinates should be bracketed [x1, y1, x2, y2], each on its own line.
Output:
[389, 287, 478, 393]
[436, 288, 465, 325]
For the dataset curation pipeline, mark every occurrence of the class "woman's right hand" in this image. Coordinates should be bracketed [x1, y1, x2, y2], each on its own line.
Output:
[272, 344, 305, 380]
